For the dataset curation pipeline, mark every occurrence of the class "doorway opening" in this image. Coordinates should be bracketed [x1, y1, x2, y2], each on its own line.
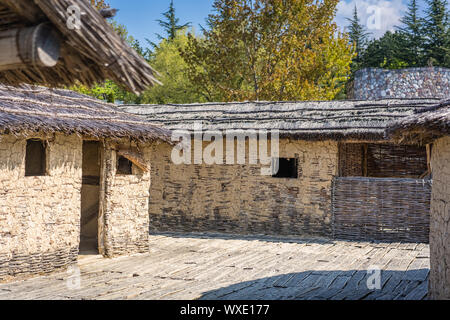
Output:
[80, 141, 102, 255]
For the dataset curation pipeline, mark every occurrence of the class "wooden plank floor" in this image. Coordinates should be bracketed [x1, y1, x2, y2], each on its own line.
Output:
[0, 233, 430, 300]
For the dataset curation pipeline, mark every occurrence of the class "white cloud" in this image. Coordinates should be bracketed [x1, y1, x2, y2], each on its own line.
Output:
[335, 0, 407, 39]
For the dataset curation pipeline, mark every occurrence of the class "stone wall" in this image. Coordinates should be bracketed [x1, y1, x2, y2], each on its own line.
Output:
[0, 134, 82, 281]
[149, 139, 338, 237]
[351, 67, 450, 100]
[100, 142, 152, 257]
[429, 136, 450, 300]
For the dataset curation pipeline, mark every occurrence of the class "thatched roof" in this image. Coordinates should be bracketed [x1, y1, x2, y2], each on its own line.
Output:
[0, 85, 171, 142]
[0, 0, 160, 94]
[387, 99, 450, 144]
[119, 99, 441, 141]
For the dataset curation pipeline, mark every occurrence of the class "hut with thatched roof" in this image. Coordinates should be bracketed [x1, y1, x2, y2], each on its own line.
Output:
[388, 99, 450, 300]
[0, 85, 171, 281]
[120, 98, 439, 243]
[0, 0, 172, 281]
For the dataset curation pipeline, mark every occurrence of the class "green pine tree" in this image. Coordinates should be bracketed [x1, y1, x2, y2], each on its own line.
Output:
[397, 0, 426, 66]
[156, 1, 191, 41]
[423, 0, 450, 66]
[360, 31, 410, 69]
[347, 5, 371, 73]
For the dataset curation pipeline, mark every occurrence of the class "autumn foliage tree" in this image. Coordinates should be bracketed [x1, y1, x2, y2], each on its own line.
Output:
[90, 0, 109, 10]
[181, 0, 353, 102]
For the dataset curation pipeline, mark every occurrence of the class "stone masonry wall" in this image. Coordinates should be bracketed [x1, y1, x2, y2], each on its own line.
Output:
[149, 139, 339, 237]
[0, 134, 82, 281]
[351, 67, 450, 100]
[429, 136, 450, 300]
[101, 142, 152, 257]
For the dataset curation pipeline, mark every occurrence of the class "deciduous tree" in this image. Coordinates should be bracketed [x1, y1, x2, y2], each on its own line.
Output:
[142, 30, 207, 104]
[181, 0, 353, 102]
[90, 0, 109, 10]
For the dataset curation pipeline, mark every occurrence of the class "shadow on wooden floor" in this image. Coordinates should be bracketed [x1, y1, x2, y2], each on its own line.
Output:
[198, 269, 429, 300]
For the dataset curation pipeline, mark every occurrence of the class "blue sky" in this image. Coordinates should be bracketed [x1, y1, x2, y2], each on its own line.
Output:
[108, 0, 448, 47]
[108, 0, 215, 46]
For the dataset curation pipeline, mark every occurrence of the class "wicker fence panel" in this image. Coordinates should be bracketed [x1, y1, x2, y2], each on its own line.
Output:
[339, 143, 364, 176]
[332, 177, 431, 243]
[367, 144, 427, 178]
[339, 143, 427, 178]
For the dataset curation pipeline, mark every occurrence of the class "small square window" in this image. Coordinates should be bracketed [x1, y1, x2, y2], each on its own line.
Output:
[272, 158, 298, 179]
[117, 156, 133, 175]
[25, 139, 46, 176]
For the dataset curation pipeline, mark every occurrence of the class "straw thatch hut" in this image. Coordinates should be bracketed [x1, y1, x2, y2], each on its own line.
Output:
[0, 0, 159, 93]
[121, 99, 438, 243]
[388, 99, 450, 300]
[0, 85, 171, 281]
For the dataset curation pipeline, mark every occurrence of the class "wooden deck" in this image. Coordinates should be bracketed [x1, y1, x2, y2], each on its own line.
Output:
[0, 233, 430, 300]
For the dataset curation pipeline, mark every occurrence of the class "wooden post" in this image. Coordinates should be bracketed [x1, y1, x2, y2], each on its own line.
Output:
[426, 144, 432, 174]
[0, 23, 60, 71]
[363, 144, 368, 177]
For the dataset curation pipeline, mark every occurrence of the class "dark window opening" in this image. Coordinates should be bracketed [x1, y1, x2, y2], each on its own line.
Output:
[25, 139, 46, 176]
[117, 156, 133, 175]
[272, 158, 298, 179]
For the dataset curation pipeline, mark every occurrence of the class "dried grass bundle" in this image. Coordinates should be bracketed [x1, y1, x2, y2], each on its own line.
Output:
[0, 84, 172, 142]
[0, 0, 160, 94]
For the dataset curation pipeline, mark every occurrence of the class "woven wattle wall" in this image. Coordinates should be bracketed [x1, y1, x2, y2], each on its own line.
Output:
[332, 177, 432, 243]
[366, 144, 427, 178]
[338, 143, 363, 176]
[339, 143, 427, 178]
[149, 139, 339, 238]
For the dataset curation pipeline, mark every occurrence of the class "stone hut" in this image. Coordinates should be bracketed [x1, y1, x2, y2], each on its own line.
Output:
[0, 85, 171, 281]
[121, 99, 439, 243]
[388, 99, 450, 300]
[0, 0, 171, 281]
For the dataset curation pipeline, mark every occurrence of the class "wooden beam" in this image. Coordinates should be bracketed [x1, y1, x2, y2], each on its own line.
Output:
[99, 8, 118, 19]
[0, 23, 60, 71]
[117, 150, 149, 173]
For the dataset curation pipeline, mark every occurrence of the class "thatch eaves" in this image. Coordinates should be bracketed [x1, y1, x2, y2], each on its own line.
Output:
[0, 0, 160, 94]
[387, 99, 450, 144]
[0, 85, 172, 142]
[119, 99, 442, 141]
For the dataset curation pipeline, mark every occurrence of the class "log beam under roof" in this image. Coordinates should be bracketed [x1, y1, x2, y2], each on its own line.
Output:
[0, 23, 60, 71]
